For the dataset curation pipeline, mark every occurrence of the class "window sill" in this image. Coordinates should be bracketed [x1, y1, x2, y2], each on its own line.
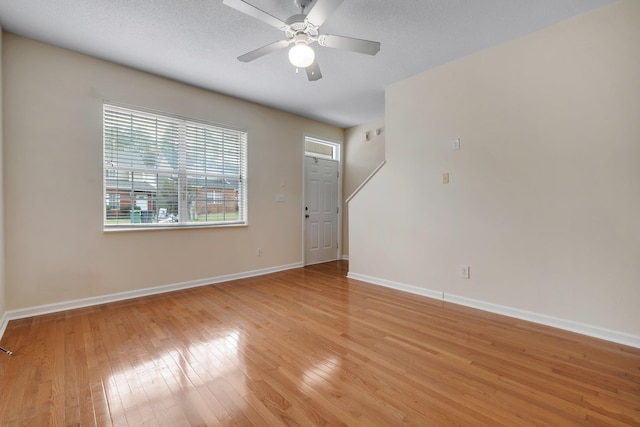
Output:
[103, 222, 248, 233]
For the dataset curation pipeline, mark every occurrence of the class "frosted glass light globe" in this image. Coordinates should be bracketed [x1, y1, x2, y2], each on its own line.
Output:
[288, 43, 315, 68]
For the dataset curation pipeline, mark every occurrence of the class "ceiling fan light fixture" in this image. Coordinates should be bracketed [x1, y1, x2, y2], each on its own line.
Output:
[288, 41, 315, 68]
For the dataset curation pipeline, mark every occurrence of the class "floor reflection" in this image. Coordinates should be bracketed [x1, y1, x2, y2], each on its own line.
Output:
[105, 329, 244, 422]
[300, 354, 341, 388]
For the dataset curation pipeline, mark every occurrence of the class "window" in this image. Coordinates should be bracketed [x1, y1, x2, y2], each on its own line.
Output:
[103, 104, 247, 228]
[207, 190, 224, 204]
[305, 136, 340, 161]
[106, 193, 121, 210]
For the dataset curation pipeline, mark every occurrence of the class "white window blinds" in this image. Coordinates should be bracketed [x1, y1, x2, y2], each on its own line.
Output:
[103, 104, 247, 228]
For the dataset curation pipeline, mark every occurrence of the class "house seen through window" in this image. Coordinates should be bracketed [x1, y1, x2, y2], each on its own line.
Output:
[103, 104, 247, 228]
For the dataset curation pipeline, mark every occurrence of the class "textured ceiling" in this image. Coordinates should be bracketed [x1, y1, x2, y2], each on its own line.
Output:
[0, 0, 615, 128]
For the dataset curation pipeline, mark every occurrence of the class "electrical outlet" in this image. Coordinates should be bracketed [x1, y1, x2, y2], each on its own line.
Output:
[459, 265, 470, 279]
[442, 173, 450, 184]
[452, 138, 460, 150]
[257, 248, 262, 256]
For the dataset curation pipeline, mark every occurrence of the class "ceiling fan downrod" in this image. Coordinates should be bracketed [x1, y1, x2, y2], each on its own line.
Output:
[294, 0, 313, 14]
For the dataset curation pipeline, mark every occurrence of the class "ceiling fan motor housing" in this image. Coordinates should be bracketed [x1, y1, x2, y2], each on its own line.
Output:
[285, 16, 319, 41]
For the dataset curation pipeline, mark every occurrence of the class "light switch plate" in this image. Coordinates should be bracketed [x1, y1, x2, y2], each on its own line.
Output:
[459, 265, 470, 279]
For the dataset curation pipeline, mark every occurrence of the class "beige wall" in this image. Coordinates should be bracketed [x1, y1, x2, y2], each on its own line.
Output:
[349, 1, 640, 336]
[3, 34, 342, 310]
[0, 26, 5, 322]
[342, 120, 385, 257]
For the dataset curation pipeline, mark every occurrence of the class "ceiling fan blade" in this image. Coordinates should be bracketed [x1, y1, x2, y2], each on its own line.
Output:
[319, 34, 381, 55]
[223, 0, 288, 29]
[238, 39, 290, 62]
[306, 61, 322, 81]
[305, 0, 345, 27]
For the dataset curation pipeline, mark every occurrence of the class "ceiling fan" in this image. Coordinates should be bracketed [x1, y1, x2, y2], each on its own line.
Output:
[222, 0, 381, 81]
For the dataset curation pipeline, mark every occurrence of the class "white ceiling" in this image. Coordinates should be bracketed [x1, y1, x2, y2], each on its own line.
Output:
[0, 0, 615, 128]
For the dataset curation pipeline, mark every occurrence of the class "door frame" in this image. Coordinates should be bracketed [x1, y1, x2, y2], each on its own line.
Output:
[302, 134, 343, 265]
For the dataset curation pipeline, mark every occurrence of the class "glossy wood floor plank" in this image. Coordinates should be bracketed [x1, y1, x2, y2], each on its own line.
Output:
[0, 261, 638, 426]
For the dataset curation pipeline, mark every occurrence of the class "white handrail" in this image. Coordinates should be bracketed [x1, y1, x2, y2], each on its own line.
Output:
[345, 160, 386, 203]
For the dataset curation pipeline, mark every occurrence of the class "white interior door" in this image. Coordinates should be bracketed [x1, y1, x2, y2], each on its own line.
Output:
[305, 156, 339, 265]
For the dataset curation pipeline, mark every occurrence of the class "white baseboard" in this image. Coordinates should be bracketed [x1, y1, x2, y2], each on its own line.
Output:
[443, 294, 640, 349]
[342, 255, 349, 261]
[4, 265, 638, 349]
[347, 272, 444, 301]
[348, 272, 640, 349]
[2, 262, 303, 330]
[0, 312, 9, 343]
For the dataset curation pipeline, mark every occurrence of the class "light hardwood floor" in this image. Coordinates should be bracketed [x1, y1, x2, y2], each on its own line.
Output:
[0, 261, 638, 426]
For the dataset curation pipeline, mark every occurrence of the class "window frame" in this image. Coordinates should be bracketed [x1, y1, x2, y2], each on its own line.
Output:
[103, 103, 248, 231]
